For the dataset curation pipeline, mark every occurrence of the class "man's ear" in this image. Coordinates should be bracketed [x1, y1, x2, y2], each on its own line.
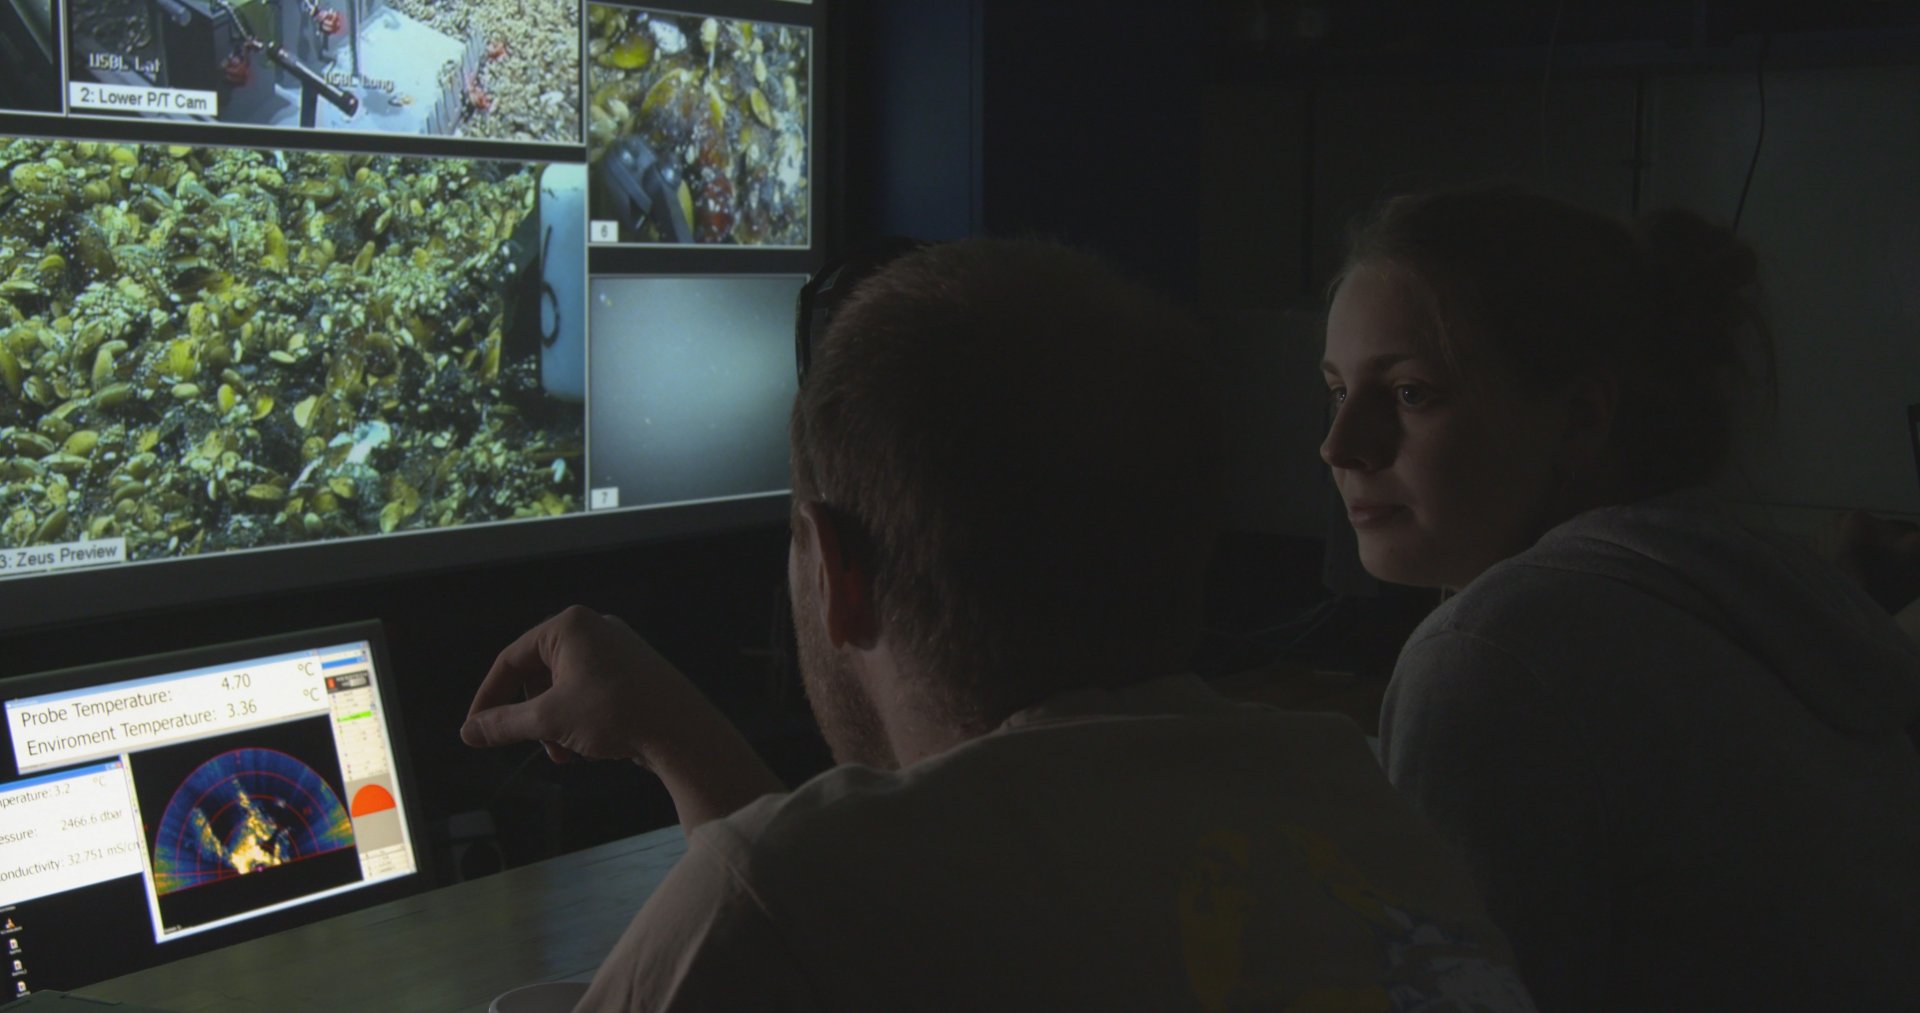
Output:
[796, 500, 879, 649]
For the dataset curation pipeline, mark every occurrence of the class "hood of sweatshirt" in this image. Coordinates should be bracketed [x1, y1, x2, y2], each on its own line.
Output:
[1517, 492, 1920, 737]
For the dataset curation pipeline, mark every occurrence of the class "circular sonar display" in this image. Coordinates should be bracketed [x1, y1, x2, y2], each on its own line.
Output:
[153, 748, 356, 895]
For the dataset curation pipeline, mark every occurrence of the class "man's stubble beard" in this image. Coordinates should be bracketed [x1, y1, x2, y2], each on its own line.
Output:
[793, 574, 896, 769]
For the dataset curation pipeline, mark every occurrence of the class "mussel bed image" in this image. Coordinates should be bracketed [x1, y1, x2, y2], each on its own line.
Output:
[385, 0, 583, 143]
[588, 7, 808, 245]
[0, 139, 585, 563]
[68, 0, 153, 62]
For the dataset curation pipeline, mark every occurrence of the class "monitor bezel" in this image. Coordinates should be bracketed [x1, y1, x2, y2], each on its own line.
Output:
[1908, 402, 1919, 499]
[0, 490, 791, 634]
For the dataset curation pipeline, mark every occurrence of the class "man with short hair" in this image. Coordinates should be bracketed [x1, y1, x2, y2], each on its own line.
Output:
[462, 239, 1533, 1010]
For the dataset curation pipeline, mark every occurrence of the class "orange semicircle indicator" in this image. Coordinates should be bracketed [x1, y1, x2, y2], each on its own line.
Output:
[350, 783, 397, 818]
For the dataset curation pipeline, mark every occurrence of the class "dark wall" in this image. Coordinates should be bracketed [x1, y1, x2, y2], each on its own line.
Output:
[977, 2, 1208, 304]
[842, 0, 1210, 303]
[840, 0, 982, 242]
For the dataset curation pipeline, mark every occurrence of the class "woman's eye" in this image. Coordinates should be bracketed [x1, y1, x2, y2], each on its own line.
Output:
[1327, 387, 1347, 407]
[1396, 384, 1429, 407]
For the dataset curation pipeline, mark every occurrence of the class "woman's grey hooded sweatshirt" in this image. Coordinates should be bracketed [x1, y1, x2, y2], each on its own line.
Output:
[1380, 494, 1920, 1012]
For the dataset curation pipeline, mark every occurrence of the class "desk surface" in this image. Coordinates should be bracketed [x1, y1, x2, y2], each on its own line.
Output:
[80, 826, 688, 1013]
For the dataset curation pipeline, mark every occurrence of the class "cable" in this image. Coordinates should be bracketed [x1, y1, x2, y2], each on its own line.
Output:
[1731, 30, 1772, 234]
[480, 745, 547, 813]
[539, 222, 561, 347]
[1246, 594, 1342, 641]
[1629, 73, 1647, 212]
[1270, 596, 1346, 654]
[1726, 26, 1776, 527]
[1539, 2, 1565, 179]
[1205, 594, 1350, 664]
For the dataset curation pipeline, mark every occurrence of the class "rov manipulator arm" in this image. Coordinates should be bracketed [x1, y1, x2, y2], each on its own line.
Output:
[210, 0, 359, 119]
[598, 135, 694, 243]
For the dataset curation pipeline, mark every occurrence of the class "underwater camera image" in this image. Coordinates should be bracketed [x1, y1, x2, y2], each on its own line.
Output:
[1, 0, 63, 115]
[380, 0, 583, 143]
[587, 275, 798, 508]
[65, 0, 581, 143]
[587, 6, 809, 246]
[0, 139, 588, 565]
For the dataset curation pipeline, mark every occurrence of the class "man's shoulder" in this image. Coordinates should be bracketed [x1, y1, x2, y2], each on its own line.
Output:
[712, 761, 905, 848]
[702, 699, 1389, 876]
[676, 706, 1532, 1013]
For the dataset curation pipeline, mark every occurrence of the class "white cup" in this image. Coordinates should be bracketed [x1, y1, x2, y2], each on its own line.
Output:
[488, 980, 591, 1013]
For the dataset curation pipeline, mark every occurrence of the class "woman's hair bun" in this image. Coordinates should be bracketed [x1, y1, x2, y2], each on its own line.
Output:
[1636, 208, 1759, 313]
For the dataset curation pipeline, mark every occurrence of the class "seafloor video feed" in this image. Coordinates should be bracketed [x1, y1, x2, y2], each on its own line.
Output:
[0, 139, 587, 563]
[380, 0, 582, 143]
[129, 719, 360, 932]
[587, 6, 809, 245]
[587, 276, 797, 507]
[65, 0, 581, 143]
[0, 0, 62, 114]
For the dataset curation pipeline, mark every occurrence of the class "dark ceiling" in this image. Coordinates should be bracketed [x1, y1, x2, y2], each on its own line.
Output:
[1212, 0, 1920, 75]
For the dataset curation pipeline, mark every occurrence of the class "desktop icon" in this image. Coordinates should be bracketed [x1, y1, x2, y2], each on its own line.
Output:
[5, 938, 16, 954]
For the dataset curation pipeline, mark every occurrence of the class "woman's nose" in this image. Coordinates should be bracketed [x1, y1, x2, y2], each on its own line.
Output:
[1320, 397, 1391, 473]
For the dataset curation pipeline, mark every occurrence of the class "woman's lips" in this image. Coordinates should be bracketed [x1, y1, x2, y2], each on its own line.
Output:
[1346, 501, 1404, 528]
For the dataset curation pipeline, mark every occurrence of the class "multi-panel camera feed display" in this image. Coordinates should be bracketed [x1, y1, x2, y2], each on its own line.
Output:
[0, 0, 820, 612]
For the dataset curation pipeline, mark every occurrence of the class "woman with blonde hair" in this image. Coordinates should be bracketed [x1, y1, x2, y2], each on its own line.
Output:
[1319, 184, 1920, 1010]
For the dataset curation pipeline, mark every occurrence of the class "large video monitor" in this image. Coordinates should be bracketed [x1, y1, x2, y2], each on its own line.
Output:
[0, 621, 426, 1000]
[0, 0, 826, 631]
